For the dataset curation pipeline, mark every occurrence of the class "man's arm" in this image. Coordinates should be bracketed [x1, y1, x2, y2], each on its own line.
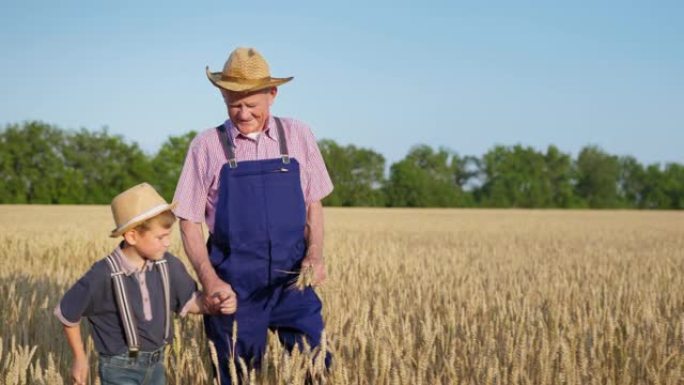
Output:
[179, 219, 236, 313]
[302, 200, 327, 285]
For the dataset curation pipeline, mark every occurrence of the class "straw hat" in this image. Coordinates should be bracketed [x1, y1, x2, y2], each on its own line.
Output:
[110, 183, 177, 238]
[206, 47, 293, 92]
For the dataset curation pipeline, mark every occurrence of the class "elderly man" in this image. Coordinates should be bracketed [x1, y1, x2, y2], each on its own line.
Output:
[173, 47, 333, 383]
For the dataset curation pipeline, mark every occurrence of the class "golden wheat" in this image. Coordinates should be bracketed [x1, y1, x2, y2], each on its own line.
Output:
[0, 206, 683, 384]
[294, 265, 315, 291]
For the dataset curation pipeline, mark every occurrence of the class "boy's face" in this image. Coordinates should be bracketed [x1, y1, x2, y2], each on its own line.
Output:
[128, 223, 172, 261]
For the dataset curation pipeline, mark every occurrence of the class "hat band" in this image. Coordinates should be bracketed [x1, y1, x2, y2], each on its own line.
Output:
[113, 203, 172, 234]
[219, 75, 273, 84]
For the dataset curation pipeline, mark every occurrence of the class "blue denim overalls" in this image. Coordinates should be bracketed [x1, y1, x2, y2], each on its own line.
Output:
[204, 118, 328, 384]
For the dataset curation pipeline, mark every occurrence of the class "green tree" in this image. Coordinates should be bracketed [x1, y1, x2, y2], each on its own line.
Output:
[477, 145, 553, 208]
[0, 121, 69, 203]
[151, 131, 197, 201]
[2, 120, 683, 210]
[319, 140, 386, 206]
[385, 145, 469, 207]
[639, 163, 684, 209]
[618, 156, 646, 208]
[575, 145, 621, 208]
[662, 163, 684, 209]
[544, 145, 577, 207]
[62, 128, 153, 203]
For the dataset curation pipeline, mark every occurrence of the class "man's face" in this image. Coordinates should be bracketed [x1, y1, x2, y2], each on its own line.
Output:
[222, 87, 277, 134]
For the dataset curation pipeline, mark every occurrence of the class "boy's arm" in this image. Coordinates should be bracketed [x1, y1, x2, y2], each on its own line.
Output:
[180, 292, 203, 315]
[54, 264, 100, 385]
[63, 324, 88, 385]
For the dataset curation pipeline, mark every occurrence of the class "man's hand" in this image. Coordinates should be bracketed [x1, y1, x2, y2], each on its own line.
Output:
[71, 355, 88, 385]
[215, 290, 237, 314]
[301, 255, 327, 286]
[203, 278, 237, 314]
[303, 201, 327, 286]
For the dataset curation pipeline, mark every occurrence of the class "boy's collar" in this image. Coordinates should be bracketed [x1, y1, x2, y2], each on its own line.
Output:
[113, 242, 154, 275]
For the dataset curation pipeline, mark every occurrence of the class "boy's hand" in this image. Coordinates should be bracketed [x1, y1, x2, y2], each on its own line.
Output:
[71, 355, 88, 385]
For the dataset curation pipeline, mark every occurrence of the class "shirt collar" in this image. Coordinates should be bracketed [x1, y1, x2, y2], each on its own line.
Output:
[225, 116, 278, 142]
[112, 242, 154, 276]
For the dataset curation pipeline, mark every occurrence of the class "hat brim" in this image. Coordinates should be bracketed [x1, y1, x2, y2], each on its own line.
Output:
[206, 67, 293, 92]
[110, 202, 178, 238]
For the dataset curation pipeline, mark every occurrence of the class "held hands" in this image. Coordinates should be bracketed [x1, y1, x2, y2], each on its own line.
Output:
[203, 278, 237, 315]
[213, 290, 237, 314]
[71, 355, 88, 385]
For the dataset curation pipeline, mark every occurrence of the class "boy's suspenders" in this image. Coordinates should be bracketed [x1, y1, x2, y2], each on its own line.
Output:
[105, 254, 172, 356]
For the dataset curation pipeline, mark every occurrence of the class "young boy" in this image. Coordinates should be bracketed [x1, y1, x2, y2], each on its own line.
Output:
[54, 183, 236, 385]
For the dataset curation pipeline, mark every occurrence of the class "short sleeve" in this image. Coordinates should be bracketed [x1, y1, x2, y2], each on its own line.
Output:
[300, 124, 334, 203]
[173, 136, 211, 223]
[166, 255, 199, 314]
[54, 266, 98, 326]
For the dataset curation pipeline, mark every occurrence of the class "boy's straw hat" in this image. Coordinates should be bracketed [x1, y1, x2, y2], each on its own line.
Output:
[206, 47, 293, 92]
[110, 183, 177, 238]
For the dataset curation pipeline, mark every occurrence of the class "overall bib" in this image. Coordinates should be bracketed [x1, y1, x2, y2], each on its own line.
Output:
[204, 119, 328, 384]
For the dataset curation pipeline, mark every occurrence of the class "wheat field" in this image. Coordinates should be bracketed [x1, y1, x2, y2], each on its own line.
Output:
[0, 206, 683, 384]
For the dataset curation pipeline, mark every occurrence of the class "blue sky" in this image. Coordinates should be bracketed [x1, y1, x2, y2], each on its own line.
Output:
[2, 1, 682, 166]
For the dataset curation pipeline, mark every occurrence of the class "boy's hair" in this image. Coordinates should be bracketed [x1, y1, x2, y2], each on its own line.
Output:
[133, 210, 176, 234]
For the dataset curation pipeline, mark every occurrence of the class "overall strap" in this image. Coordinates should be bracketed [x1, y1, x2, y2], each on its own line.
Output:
[155, 259, 172, 343]
[216, 124, 237, 168]
[105, 254, 140, 356]
[274, 117, 290, 164]
[216, 118, 290, 167]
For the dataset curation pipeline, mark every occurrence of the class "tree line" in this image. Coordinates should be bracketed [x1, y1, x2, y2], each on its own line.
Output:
[1, 121, 682, 209]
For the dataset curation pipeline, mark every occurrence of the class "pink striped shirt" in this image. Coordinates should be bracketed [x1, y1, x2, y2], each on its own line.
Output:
[173, 116, 333, 232]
